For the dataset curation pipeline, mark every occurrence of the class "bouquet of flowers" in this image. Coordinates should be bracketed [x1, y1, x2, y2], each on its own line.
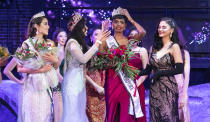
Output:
[14, 46, 43, 70]
[0, 46, 9, 57]
[30, 38, 58, 88]
[14, 38, 58, 90]
[34, 39, 56, 53]
[0, 46, 10, 66]
[92, 40, 140, 80]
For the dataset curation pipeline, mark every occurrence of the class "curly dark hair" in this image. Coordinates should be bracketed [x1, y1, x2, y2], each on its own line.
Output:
[67, 17, 88, 54]
[27, 16, 48, 40]
[52, 28, 66, 46]
[153, 17, 183, 52]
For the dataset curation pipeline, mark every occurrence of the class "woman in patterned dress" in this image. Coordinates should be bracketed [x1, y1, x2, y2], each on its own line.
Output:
[86, 28, 106, 122]
[139, 17, 184, 122]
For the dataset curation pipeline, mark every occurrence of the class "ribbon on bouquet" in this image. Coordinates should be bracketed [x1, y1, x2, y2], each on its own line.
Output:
[106, 36, 144, 118]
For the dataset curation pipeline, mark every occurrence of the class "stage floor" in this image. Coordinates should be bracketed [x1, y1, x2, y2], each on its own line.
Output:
[0, 80, 210, 122]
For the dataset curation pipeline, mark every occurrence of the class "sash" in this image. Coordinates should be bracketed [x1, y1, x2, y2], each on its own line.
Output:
[106, 36, 143, 118]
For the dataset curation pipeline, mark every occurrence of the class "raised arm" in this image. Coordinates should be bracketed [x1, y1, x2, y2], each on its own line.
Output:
[123, 9, 146, 39]
[3, 58, 22, 84]
[69, 30, 110, 63]
[69, 40, 99, 64]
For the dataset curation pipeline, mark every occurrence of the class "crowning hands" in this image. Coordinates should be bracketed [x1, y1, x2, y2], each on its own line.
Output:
[95, 20, 111, 46]
[123, 9, 134, 23]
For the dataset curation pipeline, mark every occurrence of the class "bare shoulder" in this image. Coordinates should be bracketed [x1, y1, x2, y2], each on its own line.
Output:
[170, 43, 181, 53]
[171, 43, 180, 50]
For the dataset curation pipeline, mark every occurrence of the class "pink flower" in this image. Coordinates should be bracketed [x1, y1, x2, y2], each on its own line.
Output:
[42, 43, 45, 47]
[47, 44, 51, 47]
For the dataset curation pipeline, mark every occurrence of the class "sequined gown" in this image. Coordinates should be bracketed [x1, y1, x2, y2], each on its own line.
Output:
[86, 69, 106, 122]
[62, 39, 98, 122]
[149, 52, 179, 122]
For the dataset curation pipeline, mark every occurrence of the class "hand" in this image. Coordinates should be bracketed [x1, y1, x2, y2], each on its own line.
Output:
[136, 79, 143, 87]
[102, 19, 110, 32]
[42, 52, 58, 64]
[18, 80, 24, 85]
[151, 72, 160, 81]
[123, 9, 133, 22]
[96, 86, 105, 95]
[95, 30, 111, 43]
[39, 64, 52, 73]
[179, 93, 188, 108]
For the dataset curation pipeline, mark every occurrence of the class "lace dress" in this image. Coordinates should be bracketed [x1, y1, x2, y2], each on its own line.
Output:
[61, 39, 98, 122]
[149, 52, 179, 122]
[18, 38, 58, 122]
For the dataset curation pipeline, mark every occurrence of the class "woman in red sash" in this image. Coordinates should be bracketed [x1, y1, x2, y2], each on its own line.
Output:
[103, 7, 147, 122]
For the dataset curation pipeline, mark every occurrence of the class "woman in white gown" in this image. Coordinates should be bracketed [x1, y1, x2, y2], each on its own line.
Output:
[62, 12, 110, 122]
[17, 11, 59, 122]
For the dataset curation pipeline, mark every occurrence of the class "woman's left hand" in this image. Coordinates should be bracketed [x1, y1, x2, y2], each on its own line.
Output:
[96, 86, 105, 95]
[179, 93, 188, 108]
[123, 9, 133, 22]
[42, 52, 58, 64]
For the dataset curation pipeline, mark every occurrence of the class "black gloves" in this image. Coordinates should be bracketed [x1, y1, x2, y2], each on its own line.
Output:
[151, 63, 184, 81]
[138, 64, 152, 76]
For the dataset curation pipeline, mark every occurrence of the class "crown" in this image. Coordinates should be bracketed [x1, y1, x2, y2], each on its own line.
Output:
[32, 11, 45, 20]
[69, 12, 83, 31]
[112, 7, 125, 17]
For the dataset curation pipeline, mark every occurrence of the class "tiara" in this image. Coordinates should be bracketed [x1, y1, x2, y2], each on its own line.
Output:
[69, 12, 82, 31]
[112, 7, 125, 17]
[32, 11, 45, 19]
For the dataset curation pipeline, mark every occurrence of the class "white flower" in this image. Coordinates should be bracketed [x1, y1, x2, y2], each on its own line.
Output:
[48, 47, 52, 51]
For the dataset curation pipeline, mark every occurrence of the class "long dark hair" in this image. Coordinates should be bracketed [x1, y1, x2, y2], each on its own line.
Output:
[53, 28, 66, 46]
[67, 17, 88, 53]
[153, 17, 182, 51]
[27, 16, 48, 40]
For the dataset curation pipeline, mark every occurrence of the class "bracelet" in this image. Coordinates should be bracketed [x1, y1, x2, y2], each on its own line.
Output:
[96, 40, 102, 44]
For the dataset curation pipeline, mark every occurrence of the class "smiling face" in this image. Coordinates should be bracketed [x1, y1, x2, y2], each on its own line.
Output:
[91, 29, 101, 43]
[112, 18, 126, 33]
[82, 25, 88, 36]
[57, 31, 67, 46]
[35, 18, 50, 36]
[158, 20, 174, 38]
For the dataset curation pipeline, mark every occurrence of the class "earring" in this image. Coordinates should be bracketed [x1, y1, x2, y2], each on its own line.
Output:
[36, 30, 38, 35]
[170, 32, 172, 38]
